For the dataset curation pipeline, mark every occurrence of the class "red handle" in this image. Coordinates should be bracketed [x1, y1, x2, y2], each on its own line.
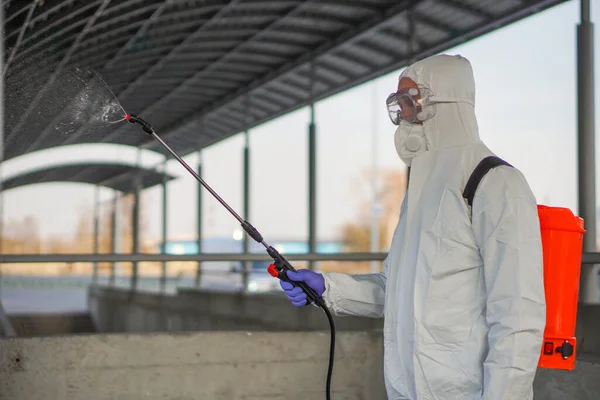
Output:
[267, 263, 278, 278]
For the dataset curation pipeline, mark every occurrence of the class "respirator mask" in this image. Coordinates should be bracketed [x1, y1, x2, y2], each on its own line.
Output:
[386, 85, 472, 166]
[386, 85, 434, 166]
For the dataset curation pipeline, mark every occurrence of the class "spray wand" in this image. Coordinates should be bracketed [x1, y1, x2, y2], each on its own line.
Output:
[126, 113, 336, 399]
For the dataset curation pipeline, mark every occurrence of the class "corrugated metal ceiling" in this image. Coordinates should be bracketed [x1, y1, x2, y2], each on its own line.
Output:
[2, 0, 567, 185]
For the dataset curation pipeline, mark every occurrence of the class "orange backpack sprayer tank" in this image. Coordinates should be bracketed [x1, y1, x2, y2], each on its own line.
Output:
[463, 156, 585, 372]
[537, 205, 585, 370]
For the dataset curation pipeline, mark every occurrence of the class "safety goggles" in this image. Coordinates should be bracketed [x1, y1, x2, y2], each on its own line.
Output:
[385, 86, 436, 125]
[386, 86, 474, 125]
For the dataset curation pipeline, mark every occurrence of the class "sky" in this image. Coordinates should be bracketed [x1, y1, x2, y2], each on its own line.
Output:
[2, 0, 599, 252]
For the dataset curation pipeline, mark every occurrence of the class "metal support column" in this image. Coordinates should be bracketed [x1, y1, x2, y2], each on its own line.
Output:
[195, 151, 203, 287]
[242, 128, 250, 290]
[160, 158, 168, 293]
[92, 185, 100, 285]
[109, 192, 117, 286]
[405, 9, 419, 190]
[0, 4, 4, 294]
[370, 82, 381, 273]
[131, 178, 140, 291]
[408, 8, 419, 67]
[308, 61, 317, 270]
[578, 0, 598, 303]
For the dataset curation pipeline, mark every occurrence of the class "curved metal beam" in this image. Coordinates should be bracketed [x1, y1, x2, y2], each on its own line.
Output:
[8, 1, 167, 73]
[3, 0, 37, 77]
[0, 161, 174, 193]
[35, 142, 171, 184]
[13, 0, 147, 47]
[12, 6, 228, 72]
[2, 2, 30, 27]
[9, 5, 168, 73]
[10, 1, 103, 66]
[11, 21, 318, 84]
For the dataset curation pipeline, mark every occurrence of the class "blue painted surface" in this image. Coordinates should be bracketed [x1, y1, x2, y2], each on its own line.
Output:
[160, 238, 344, 255]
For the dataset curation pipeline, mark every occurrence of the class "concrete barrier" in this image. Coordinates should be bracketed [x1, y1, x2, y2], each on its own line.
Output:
[0, 302, 16, 338]
[8, 313, 96, 337]
[82, 286, 600, 398]
[89, 286, 383, 333]
[89, 288, 600, 357]
[1, 330, 599, 399]
[577, 304, 600, 356]
[0, 331, 386, 400]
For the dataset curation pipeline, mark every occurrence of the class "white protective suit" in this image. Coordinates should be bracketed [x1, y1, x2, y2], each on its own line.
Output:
[322, 55, 546, 399]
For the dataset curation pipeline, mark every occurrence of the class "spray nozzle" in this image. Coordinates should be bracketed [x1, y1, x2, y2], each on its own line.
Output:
[126, 113, 153, 135]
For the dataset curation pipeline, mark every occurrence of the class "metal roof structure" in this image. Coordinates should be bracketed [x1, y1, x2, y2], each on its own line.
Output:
[3, 0, 568, 167]
[0, 163, 174, 193]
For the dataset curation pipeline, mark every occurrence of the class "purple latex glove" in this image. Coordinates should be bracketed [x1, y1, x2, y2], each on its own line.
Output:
[280, 269, 326, 307]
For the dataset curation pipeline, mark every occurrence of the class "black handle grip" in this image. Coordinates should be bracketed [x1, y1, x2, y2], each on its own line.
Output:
[267, 255, 321, 305]
[278, 269, 320, 304]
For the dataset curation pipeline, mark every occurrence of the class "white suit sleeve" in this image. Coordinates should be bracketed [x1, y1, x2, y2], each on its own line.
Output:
[320, 257, 388, 318]
[471, 167, 546, 400]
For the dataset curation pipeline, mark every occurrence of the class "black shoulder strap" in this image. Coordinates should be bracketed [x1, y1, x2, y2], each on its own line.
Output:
[463, 156, 513, 207]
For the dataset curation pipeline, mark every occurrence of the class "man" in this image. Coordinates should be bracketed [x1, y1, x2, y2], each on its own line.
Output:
[281, 54, 546, 399]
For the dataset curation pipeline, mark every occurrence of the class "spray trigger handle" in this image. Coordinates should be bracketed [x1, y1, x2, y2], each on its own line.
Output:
[268, 258, 320, 305]
[268, 259, 292, 282]
[267, 264, 278, 278]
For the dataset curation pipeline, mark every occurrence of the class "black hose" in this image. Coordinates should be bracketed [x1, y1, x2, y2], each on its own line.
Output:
[315, 298, 335, 400]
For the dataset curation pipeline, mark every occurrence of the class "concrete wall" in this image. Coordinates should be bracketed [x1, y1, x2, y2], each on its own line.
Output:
[81, 286, 600, 399]
[0, 331, 386, 400]
[1, 330, 599, 399]
[576, 304, 600, 356]
[0, 302, 16, 337]
[89, 286, 383, 333]
[8, 313, 96, 337]
[89, 287, 600, 357]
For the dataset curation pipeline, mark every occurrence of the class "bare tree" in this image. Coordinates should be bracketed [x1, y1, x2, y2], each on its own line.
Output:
[0, 215, 42, 254]
[324, 167, 407, 274]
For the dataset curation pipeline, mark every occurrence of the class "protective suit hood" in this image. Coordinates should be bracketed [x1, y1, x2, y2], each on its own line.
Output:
[396, 54, 481, 163]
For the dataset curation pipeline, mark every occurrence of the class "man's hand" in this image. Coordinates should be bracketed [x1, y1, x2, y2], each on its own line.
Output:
[280, 269, 325, 307]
